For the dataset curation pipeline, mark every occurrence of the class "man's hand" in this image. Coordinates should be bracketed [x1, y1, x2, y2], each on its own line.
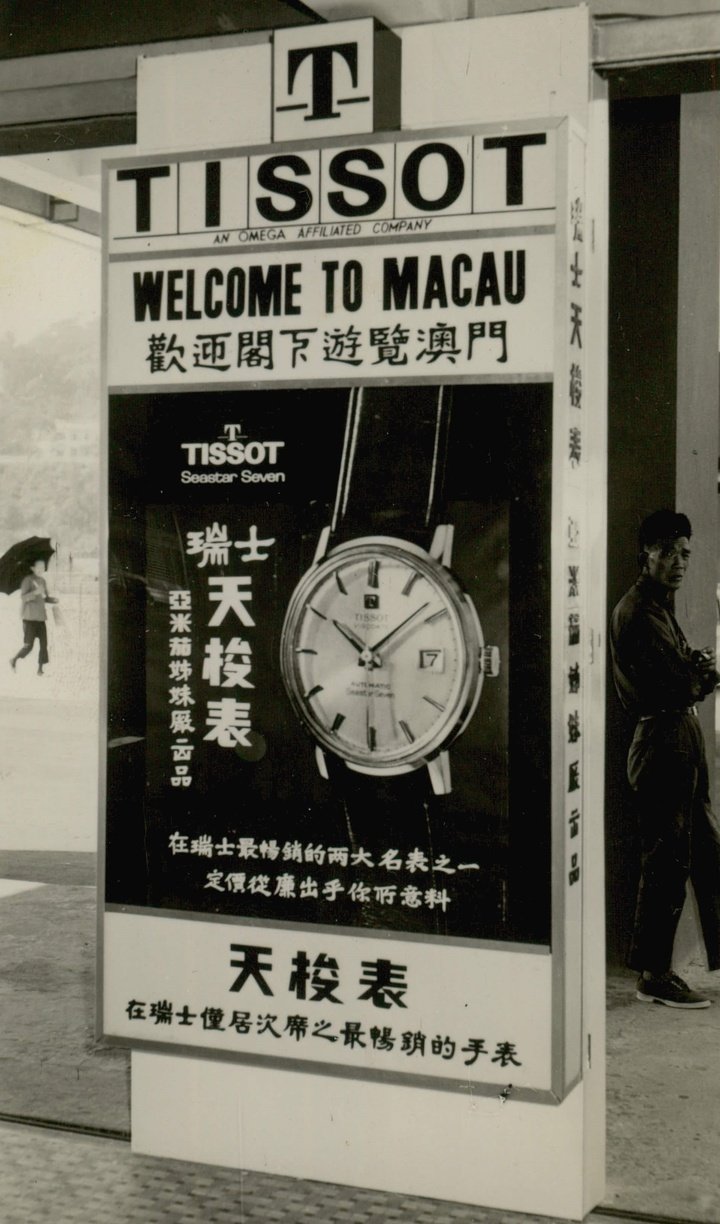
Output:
[693, 647, 716, 672]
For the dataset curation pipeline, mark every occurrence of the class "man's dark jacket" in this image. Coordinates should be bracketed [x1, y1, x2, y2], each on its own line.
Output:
[610, 574, 716, 718]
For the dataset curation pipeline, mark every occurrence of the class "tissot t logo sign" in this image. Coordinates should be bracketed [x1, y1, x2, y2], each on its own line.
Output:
[272, 18, 401, 140]
[284, 41, 360, 120]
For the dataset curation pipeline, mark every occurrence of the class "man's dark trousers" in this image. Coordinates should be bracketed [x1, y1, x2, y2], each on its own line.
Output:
[627, 709, 720, 973]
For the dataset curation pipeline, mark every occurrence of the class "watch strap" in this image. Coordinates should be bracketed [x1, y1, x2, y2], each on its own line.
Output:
[331, 384, 452, 546]
[324, 752, 449, 936]
[307, 385, 456, 849]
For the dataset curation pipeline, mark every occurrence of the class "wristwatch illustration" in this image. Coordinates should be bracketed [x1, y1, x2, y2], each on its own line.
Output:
[279, 384, 500, 796]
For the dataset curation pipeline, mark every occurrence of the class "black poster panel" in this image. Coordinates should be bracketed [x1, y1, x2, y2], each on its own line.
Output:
[106, 383, 551, 943]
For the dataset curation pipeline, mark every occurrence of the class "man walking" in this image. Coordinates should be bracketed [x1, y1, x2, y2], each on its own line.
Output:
[610, 510, 720, 1008]
[9, 558, 58, 676]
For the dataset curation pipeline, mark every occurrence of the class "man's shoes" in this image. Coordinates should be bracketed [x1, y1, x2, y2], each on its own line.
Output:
[636, 971, 711, 1008]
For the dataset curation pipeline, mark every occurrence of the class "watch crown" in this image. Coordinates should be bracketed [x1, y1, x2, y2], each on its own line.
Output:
[480, 645, 500, 678]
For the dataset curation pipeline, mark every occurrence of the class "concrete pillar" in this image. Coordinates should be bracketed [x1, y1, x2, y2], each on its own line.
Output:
[606, 90, 720, 969]
[673, 90, 720, 968]
[606, 96, 680, 966]
[675, 91, 720, 736]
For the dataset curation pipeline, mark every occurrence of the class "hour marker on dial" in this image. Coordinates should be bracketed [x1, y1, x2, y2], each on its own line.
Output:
[423, 695, 446, 712]
[295, 648, 317, 655]
[330, 713, 346, 734]
[309, 605, 327, 620]
[425, 608, 449, 624]
[335, 570, 347, 594]
[368, 559, 379, 588]
[304, 685, 324, 700]
[399, 720, 415, 744]
[401, 570, 421, 597]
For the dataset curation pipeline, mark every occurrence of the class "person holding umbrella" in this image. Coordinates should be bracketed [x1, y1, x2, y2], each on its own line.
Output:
[5, 547, 59, 676]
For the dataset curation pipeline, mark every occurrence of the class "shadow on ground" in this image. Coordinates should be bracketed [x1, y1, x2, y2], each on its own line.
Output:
[0, 857, 130, 1137]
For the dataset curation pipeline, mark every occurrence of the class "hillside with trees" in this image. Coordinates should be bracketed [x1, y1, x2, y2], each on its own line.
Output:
[0, 318, 100, 557]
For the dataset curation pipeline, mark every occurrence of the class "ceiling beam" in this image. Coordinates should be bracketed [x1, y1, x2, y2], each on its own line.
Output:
[3, 13, 720, 157]
[594, 13, 720, 70]
[0, 175, 99, 235]
[0, 30, 270, 155]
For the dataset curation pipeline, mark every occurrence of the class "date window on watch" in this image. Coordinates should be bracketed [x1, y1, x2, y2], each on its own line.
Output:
[419, 648, 445, 672]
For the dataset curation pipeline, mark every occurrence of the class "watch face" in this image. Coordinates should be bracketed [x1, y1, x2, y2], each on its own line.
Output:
[280, 538, 482, 772]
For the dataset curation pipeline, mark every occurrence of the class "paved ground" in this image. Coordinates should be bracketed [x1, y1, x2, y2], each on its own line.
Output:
[0, 697, 98, 851]
[605, 964, 720, 1221]
[0, 866, 129, 1137]
[0, 573, 99, 852]
[0, 1120, 644, 1224]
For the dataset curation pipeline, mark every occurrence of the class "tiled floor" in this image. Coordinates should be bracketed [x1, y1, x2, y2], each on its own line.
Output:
[0, 1120, 634, 1224]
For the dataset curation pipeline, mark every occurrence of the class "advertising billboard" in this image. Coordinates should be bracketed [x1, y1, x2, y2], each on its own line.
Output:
[102, 115, 586, 1101]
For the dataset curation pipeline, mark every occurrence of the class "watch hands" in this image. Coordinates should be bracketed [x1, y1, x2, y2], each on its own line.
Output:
[369, 602, 431, 655]
[331, 619, 366, 653]
[332, 619, 381, 669]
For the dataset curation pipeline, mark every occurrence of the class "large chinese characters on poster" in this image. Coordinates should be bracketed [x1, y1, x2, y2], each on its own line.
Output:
[103, 121, 586, 1099]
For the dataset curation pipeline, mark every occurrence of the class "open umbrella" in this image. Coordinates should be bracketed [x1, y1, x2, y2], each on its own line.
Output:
[0, 536, 55, 595]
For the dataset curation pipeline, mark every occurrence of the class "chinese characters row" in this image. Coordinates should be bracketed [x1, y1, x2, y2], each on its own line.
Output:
[168, 590, 195, 788]
[204, 872, 454, 910]
[169, 832, 479, 874]
[146, 319, 510, 376]
[165, 526, 276, 785]
[124, 1001, 522, 1067]
[564, 192, 585, 891]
